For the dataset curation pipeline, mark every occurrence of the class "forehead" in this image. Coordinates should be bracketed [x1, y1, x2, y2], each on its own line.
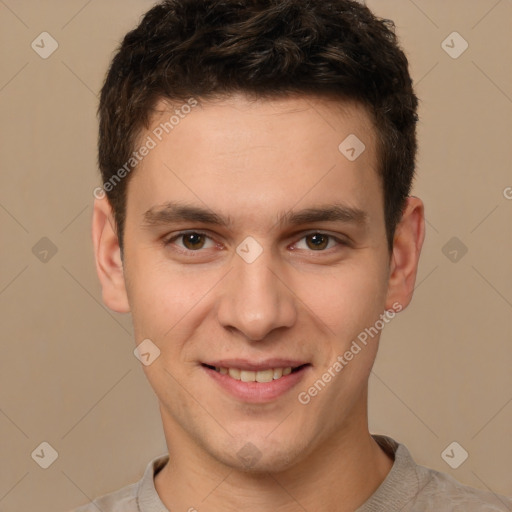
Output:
[148, 93, 377, 149]
[127, 93, 383, 231]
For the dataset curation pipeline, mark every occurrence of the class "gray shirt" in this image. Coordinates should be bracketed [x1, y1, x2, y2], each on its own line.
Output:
[71, 435, 511, 511]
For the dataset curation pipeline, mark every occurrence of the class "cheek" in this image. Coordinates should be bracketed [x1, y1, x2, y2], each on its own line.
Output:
[297, 258, 389, 339]
[124, 256, 218, 342]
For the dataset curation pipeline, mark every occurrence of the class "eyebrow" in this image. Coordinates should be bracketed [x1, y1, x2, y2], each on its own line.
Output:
[142, 202, 368, 229]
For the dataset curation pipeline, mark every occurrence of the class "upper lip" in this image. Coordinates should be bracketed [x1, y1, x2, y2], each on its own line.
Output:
[202, 359, 310, 371]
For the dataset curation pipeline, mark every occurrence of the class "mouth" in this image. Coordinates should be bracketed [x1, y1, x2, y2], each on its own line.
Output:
[201, 363, 310, 383]
[200, 360, 311, 403]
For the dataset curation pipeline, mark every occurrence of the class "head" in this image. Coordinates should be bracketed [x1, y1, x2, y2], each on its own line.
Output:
[93, 0, 424, 473]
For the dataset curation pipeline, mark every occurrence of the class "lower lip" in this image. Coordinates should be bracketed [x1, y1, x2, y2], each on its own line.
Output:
[203, 365, 310, 403]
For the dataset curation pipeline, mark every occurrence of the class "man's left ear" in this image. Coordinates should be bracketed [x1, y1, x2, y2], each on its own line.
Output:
[385, 196, 425, 311]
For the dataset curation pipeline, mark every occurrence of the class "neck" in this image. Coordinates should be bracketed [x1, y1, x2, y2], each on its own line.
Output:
[154, 409, 394, 512]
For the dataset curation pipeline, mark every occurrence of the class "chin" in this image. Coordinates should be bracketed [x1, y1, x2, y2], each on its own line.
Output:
[216, 434, 309, 474]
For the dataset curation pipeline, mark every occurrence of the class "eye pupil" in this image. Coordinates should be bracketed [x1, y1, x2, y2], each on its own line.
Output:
[183, 233, 205, 250]
[306, 234, 328, 250]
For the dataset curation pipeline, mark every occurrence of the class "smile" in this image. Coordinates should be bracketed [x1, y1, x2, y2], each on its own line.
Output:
[203, 364, 308, 382]
[201, 362, 310, 403]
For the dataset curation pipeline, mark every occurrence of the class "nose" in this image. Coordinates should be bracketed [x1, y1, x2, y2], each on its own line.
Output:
[216, 246, 297, 341]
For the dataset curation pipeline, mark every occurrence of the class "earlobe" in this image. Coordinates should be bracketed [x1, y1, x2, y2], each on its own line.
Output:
[385, 197, 425, 311]
[91, 196, 131, 313]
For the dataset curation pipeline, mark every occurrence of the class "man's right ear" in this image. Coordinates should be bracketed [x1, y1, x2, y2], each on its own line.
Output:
[91, 196, 131, 313]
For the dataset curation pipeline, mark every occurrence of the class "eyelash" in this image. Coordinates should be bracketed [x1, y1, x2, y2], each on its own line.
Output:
[163, 231, 348, 254]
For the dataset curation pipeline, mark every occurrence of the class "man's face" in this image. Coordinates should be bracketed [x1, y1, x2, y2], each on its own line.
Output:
[113, 94, 402, 471]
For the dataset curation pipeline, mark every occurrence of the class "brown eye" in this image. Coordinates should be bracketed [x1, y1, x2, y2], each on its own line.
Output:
[182, 233, 206, 250]
[163, 231, 217, 255]
[305, 233, 330, 250]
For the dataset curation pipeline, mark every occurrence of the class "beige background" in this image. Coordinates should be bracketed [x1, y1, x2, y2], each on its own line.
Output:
[0, 0, 511, 510]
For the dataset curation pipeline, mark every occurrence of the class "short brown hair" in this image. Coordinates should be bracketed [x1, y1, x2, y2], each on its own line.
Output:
[98, 0, 418, 252]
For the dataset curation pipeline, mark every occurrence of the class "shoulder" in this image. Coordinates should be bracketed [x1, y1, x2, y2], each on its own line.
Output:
[412, 464, 511, 511]
[369, 435, 511, 512]
[69, 482, 138, 512]
[68, 453, 169, 512]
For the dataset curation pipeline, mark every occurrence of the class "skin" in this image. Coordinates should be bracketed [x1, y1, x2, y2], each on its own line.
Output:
[92, 93, 425, 512]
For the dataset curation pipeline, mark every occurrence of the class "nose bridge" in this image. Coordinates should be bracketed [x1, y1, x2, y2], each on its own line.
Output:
[216, 245, 296, 341]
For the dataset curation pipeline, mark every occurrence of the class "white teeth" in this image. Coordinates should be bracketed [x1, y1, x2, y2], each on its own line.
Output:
[240, 370, 256, 382]
[256, 369, 274, 383]
[273, 368, 283, 379]
[215, 366, 296, 382]
[228, 368, 241, 380]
